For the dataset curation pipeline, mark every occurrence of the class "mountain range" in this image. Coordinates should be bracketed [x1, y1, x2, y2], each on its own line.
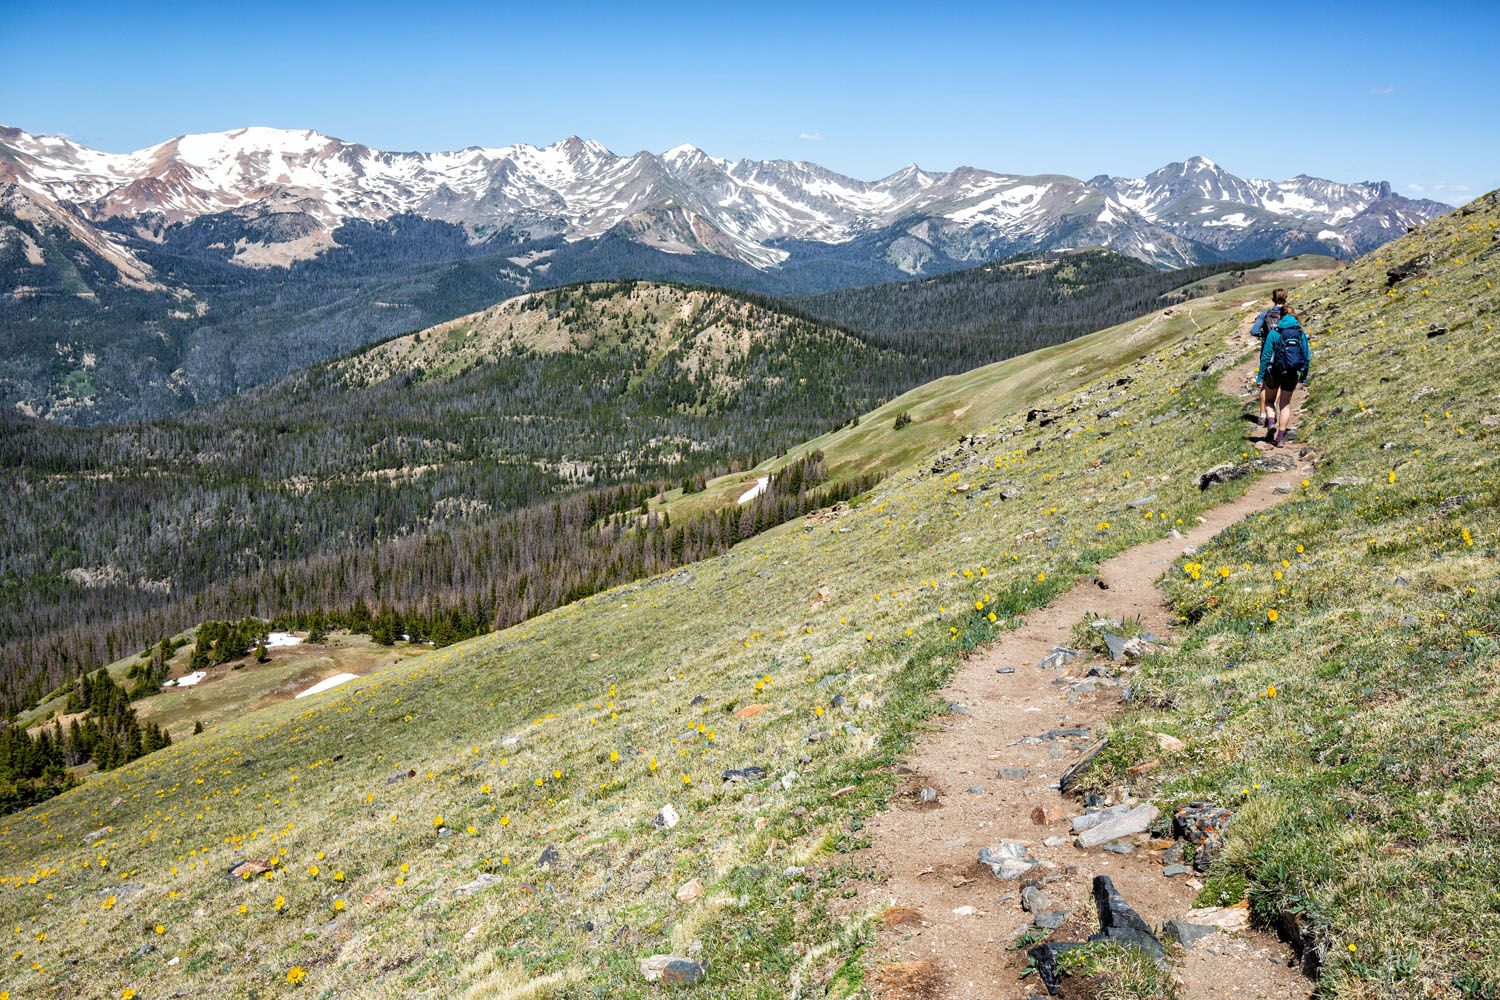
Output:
[3, 124, 1448, 274]
[0, 125, 1449, 422]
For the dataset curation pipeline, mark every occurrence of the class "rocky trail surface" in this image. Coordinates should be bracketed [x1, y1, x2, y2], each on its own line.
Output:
[862, 351, 1317, 999]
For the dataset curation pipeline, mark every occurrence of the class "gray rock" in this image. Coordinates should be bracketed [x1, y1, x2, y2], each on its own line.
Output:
[1163, 918, 1218, 948]
[1103, 840, 1134, 855]
[538, 844, 560, 869]
[721, 766, 766, 783]
[1401, 614, 1420, 628]
[454, 873, 504, 896]
[1126, 494, 1157, 509]
[1436, 495, 1471, 517]
[1162, 864, 1190, 878]
[966, 786, 987, 794]
[1197, 462, 1250, 490]
[1036, 646, 1080, 671]
[919, 786, 940, 804]
[978, 840, 1039, 881]
[1102, 632, 1130, 660]
[1033, 909, 1070, 930]
[1071, 804, 1131, 833]
[1253, 452, 1296, 473]
[1044, 727, 1090, 740]
[638, 954, 706, 985]
[1027, 942, 1088, 993]
[1059, 738, 1109, 793]
[1320, 476, 1369, 492]
[1093, 875, 1163, 959]
[1075, 804, 1159, 848]
[996, 767, 1030, 780]
[1272, 483, 1293, 495]
[1021, 886, 1051, 913]
[653, 804, 680, 830]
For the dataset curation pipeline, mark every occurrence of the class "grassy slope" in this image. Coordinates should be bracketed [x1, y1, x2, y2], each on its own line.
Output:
[0, 198, 1492, 998]
[653, 256, 1337, 520]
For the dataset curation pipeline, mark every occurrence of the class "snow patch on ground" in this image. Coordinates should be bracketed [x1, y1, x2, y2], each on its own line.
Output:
[737, 477, 770, 505]
[295, 673, 359, 699]
[264, 631, 302, 648]
[167, 671, 207, 688]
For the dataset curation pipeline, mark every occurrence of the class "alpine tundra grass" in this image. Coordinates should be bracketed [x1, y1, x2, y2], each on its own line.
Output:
[0, 193, 1495, 998]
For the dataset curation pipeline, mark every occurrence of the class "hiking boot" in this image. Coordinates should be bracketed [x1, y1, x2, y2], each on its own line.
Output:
[1274, 429, 1287, 447]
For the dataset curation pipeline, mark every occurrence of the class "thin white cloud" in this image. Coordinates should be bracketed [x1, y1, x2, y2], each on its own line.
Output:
[797, 131, 826, 141]
[1406, 183, 1424, 192]
[1369, 84, 1396, 95]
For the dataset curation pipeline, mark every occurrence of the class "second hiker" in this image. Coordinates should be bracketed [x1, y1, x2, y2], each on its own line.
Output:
[1249, 288, 1288, 427]
[1255, 300, 1311, 447]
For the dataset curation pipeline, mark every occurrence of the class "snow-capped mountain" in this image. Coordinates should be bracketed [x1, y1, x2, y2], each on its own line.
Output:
[0, 123, 1454, 425]
[0, 125, 1448, 280]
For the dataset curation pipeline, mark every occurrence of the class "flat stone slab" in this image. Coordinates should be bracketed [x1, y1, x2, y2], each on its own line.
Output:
[1075, 804, 1159, 849]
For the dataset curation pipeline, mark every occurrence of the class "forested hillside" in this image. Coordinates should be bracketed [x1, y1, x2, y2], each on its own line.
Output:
[0, 283, 891, 714]
[795, 249, 1279, 357]
[3, 258, 1256, 717]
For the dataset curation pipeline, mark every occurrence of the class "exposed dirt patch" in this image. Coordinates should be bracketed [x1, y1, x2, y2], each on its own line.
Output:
[877, 959, 946, 999]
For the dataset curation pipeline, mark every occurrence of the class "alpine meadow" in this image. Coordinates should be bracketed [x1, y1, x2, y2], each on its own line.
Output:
[1, 3, 1498, 998]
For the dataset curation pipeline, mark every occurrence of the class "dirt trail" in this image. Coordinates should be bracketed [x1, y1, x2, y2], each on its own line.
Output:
[863, 354, 1315, 999]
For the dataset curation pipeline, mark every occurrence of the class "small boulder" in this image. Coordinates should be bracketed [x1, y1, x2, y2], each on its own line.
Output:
[1184, 904, 1249, 931]
[1074, 804, 1159, 849]
[1197, 462, 1250, 490]
[978, 841, 1039, 881]
[639, 954, 706, 985]
[675, 879, 704, 903]
[1036, 646, 1080, 671]
[1173, 802, 1233, 871]
[1034, 910, 1070, 930]
[653, 804, 680, 830]
[453, 873, 503, 896]
[1164, 918, 1218, 948]
[1152, 732, 1186, 753]
[1093, 875, 1163, 959]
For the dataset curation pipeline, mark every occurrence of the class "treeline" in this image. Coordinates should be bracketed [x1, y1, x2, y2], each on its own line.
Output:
[795, 250, 1257, 363]
[267, 452, 874, 651]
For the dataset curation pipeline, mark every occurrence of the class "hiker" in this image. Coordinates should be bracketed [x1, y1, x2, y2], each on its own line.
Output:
[1255, 302, 1311, 447]
[1249, 288, 1288, 425]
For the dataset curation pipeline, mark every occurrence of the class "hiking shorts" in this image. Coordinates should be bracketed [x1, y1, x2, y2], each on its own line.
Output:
[1263, 368, 1301, 392]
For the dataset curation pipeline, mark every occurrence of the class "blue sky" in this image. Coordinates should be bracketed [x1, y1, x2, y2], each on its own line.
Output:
[3, 0, 1496, 201]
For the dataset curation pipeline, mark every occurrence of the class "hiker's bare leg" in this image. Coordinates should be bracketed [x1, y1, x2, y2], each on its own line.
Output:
[1276, 386, 1296, 439]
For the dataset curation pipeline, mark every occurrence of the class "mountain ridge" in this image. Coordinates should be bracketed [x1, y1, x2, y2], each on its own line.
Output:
[2, 124, 1448, 276]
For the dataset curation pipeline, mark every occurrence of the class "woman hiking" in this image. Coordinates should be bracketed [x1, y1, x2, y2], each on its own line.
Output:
[1249, 288, 1288, 426]
[1255, 300, 1311, 447]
